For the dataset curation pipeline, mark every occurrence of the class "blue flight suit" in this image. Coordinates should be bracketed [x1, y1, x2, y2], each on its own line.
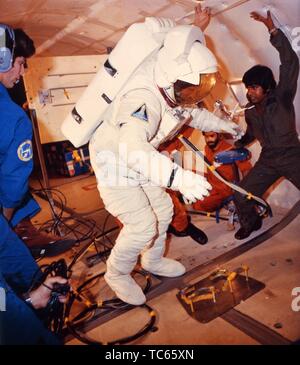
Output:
[0, 83, 40, 227]
[0, 214, 60, 345]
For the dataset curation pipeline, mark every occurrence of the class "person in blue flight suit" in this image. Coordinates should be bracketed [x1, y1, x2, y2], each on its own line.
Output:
[0, 24, 39, 225]
[0, 24, 74, 257]
[0, 213, 68, 345]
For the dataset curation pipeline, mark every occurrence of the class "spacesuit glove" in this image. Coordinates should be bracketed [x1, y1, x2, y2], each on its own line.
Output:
[172, 168, 212, 204]
[219, 120, 245, 140]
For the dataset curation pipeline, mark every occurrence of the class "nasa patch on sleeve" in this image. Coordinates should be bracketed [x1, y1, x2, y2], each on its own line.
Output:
[71, 107, 83, 124]
[17, 140, 33, 162]
[131, 104, 149, 122]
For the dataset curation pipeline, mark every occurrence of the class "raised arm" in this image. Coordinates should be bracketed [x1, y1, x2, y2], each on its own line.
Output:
[250, 11, 299, 99]
[250, 11, 277, 34]
[189, 107, 244, 138]
[193, 4, 212, 32]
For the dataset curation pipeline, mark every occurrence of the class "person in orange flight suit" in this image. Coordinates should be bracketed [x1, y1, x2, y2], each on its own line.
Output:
[161, 130, 252, 244]
[192, 131, 252, 212]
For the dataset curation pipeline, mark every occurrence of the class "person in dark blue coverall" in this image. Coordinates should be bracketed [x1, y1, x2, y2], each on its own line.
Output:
[0, 24, 68, 345]
[0, 24, 75, 256]
[0, 213, 68, 345]
[234, 11, 300, 240]
[0, 25, 40, 226]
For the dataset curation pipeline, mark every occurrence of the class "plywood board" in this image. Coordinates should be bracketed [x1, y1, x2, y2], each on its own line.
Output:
[24, 55, 106, 144]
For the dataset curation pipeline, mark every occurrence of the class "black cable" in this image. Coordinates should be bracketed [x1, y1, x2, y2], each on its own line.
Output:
[26, 259, 69, 336]
[68, 226, 118, 273]
[24, 212, 152, 344]
[66, 303, 156, 345]
[68, 239, 97, 273]
[28, 180, 128, 339]
[64, 270, 156, 345]
[32, 179, 117, 265]
[31, 188, 108, 263]
[32, 181, 98, 244]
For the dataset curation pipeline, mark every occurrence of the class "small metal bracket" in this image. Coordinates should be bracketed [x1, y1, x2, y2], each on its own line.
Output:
[38, 89, 52, 104]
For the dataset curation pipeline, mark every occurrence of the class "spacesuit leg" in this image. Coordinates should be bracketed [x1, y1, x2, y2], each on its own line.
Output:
[140, 185, 186, 277]
[98, 185, 158, 305]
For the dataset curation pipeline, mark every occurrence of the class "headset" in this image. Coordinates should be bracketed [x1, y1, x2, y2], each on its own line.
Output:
[0, 23, 15, 72]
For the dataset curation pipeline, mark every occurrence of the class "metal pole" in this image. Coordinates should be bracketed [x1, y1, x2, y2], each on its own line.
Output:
[30, 109, 51, 192]
[175, 0, 251, 22]
[30, 109, 63, 236]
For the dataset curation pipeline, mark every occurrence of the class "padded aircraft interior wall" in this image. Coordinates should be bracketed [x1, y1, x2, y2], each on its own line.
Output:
[1, 0, 300, 208]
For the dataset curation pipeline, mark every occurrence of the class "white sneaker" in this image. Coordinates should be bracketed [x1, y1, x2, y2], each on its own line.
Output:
[104, 272, 146, 306]
[141, 257, 186, 277]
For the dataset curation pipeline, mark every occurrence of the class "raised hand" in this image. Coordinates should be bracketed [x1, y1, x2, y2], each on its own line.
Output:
[193, 4, 211, 31]
[250, 10, 275, 31]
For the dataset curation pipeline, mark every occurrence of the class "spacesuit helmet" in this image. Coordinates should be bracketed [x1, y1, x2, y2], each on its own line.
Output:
[155, 25, 218, 106]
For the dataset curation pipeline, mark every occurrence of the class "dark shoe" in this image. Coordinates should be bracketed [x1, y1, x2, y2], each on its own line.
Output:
[234, 218, 262, 240]
[167, 224, 189, 237]
[14, 218, 76, 258]
[187, 223, 208, 245]
[168, 223, 208, 245]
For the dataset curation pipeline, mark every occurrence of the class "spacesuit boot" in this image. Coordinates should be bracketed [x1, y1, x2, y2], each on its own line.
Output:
[141, 211, 186, 278]
[141, 242, 186, 277]
[104, 259, 146, 306]
[142, 256, 186, 277]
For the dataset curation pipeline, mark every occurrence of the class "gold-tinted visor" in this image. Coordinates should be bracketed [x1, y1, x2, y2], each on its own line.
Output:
[174, 72, 218, 106]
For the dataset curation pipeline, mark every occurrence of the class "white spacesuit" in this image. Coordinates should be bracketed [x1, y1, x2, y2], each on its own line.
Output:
[63, 16, 243, 306]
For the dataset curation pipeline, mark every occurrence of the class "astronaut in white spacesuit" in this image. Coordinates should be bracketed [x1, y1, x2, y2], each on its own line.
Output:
[63, 6, 243, 305]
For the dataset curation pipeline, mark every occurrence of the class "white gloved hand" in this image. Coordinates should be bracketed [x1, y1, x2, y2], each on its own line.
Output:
[172, 167, 212, 204]
[220, 120, 245, 140]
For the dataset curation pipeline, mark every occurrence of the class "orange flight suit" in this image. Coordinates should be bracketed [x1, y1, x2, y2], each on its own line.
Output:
[158, 126, 194, 232]
[161, 132, 252, 232]
[192, 140, 252, 211]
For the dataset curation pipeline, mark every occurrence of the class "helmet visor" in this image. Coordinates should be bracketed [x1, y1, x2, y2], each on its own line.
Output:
[174, 72, 218, 106]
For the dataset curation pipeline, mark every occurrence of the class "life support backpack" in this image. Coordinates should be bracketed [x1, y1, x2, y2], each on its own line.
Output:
[61, 18, 175, 147]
